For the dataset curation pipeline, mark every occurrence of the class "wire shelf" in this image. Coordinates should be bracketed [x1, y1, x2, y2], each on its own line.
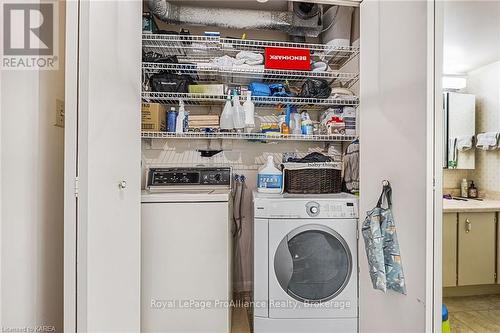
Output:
[142, 62, 358, 87]
[142, 34, 359, 69]
[141, 131, 357, 142]
[141, 92, 359, 109]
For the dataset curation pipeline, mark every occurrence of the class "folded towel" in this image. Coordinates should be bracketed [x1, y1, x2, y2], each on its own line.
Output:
[235, 51, 264, 66]
[476, 132, 499, 150]
[456, 135, 474, 152]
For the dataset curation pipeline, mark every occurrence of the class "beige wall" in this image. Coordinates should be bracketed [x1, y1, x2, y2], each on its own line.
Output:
[0, 1, 65, 331]
[443, 60, 500, 197]
[468, 60, 500, 196]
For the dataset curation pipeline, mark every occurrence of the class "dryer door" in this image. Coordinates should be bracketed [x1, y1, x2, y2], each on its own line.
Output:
[274, 224, 352, 303]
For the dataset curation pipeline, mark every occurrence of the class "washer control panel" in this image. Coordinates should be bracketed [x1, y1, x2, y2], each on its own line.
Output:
[148, 167, 231, 187]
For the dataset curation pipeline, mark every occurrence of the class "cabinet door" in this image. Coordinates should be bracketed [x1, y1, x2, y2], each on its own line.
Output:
[458, 212, 496, 286]
[443, 213, 457, 287]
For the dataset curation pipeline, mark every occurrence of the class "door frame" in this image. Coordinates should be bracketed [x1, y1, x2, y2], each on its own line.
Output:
[429, 1, 444, 332]
[63, 0, 79, 331]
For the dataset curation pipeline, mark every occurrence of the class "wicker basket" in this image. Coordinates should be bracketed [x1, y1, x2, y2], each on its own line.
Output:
[283, 163, 342, 194]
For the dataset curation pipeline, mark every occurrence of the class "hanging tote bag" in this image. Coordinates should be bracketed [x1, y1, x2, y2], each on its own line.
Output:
[362, 181, 407, 294]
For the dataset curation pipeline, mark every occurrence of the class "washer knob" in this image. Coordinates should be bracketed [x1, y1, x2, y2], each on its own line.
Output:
[310, 206, 318, 214]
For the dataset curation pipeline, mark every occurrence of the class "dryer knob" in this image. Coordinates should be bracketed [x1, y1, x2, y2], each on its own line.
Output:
[306, 202, 320, 217]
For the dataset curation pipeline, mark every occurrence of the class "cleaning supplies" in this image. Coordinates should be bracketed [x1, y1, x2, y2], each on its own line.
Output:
[232, 91, 245, 132]
[257, 155, 283, 194]
[243, 91, 255, 133]
[220, 93, 234, 131]
[167, 107, 177, 133]
[175, 100, 185, 133]
[461, 178, 468, 198]
[468, 181, 478, 198]
[301, 111, 313, 135]
[291, 110, 301, 135]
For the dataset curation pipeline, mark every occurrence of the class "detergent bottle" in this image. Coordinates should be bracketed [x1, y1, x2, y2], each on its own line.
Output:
[257, 156, 283, 194]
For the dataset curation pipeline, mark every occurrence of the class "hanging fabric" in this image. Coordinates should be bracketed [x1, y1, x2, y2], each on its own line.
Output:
[362, 181, 407, 294]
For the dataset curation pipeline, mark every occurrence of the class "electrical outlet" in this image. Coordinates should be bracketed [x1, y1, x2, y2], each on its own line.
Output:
[55, 99, 64, 128]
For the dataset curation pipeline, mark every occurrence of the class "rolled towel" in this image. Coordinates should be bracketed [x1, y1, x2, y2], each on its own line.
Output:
[476, 132, 499, 150]
[235, 51, 264, 66]
[456, 135, 474, 152]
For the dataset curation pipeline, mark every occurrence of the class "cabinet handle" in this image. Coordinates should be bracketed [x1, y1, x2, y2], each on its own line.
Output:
[465, 218, 472, 233]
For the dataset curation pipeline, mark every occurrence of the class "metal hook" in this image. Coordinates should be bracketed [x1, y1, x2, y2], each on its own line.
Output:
[382, 180, 390, 187]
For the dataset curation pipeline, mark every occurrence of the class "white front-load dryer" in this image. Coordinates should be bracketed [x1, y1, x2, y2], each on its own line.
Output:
[253, 192, 358, 333]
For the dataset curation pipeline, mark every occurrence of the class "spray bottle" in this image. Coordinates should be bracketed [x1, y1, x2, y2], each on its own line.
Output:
[175, 100, 185, 133]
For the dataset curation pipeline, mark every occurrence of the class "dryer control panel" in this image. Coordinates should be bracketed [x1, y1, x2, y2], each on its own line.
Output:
[253, 192, 359, 219]
[148, 167, 231, 188]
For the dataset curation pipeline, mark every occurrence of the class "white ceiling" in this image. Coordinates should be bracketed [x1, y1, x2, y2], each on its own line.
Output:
[443, 1, 500, 74]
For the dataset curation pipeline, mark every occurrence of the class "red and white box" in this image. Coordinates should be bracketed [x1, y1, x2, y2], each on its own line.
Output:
[264, 47, 311, 71]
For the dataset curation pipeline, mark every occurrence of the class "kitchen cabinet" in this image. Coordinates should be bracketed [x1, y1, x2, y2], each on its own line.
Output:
[443, 213, 457, 287]
[498, 216, 500, 285]
[458, 212, 496, 286]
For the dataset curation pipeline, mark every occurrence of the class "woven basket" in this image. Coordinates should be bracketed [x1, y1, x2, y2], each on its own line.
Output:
[284, 167, 342, 194]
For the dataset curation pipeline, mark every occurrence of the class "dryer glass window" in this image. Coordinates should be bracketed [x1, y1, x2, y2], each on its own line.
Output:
[274, 228, 352, 303]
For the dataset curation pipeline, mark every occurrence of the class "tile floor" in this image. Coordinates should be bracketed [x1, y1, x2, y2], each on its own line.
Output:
[444, 295, 500, 332]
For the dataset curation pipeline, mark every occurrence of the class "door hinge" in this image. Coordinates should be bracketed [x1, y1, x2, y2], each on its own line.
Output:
[495, 272, 497, 281]
[74, 177, 79, 198]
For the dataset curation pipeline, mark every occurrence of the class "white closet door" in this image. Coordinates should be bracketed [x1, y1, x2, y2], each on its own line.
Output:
[359, 1, 434, 332]
[70, 0, 142, 331]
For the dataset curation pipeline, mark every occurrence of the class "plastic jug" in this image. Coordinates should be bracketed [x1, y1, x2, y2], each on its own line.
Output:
[232, 92, 245, 131]
[257, 156, 283, 194]
[243, 91, 255, 133]
[220, 94, 234, 130]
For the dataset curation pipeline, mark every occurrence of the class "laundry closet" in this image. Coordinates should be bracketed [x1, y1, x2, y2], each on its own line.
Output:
[64, 1, 435, 332]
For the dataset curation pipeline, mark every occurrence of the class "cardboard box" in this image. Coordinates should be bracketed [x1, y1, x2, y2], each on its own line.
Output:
[141, 103, 166, 132]
[188, 84, 225, 95]
[188, 115, 220, 129]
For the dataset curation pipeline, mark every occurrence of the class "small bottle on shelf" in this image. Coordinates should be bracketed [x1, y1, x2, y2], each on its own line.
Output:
[468, 181, 478, 199]
[175, 100, 185, 133]
[460, 178, 468, 198]
[167, 107, 177, 133]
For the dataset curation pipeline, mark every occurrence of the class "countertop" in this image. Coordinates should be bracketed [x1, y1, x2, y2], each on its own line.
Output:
[443, 198, 500, 213]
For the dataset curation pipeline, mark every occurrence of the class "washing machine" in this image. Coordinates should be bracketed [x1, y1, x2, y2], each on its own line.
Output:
[253, 192, 358, 333]
[141, 167, 233, 333]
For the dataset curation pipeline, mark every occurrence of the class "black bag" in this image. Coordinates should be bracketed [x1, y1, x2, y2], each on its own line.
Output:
[299, 79, 332, 99]
[142, 51, 178, 64]
[149, 72, 193, 93]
